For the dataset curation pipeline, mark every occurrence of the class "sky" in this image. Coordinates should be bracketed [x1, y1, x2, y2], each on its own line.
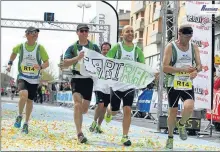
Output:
[1, 1, 131, 79]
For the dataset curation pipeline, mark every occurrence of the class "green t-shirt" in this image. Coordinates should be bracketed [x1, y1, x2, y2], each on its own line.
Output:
[106, 43, 145, 64]
[13, 42, 49, 62]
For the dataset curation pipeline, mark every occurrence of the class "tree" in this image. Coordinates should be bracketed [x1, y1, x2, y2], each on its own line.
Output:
[40, 62, 56, 81]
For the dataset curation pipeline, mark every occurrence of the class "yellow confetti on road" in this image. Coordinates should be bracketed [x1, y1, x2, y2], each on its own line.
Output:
[1, 109, 220, 151]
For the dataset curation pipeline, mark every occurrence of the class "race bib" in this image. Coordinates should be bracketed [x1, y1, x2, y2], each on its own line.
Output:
[21, 65, 38, 74]
[173, 72, 192, 90]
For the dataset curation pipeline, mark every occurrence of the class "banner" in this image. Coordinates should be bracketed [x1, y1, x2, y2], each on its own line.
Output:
[206, 91, 220, 122]
[80, 47, 155, 89]
[185, 1, 212, 109]
[56, 91, 73, 103]
[95, 1, 118, 47]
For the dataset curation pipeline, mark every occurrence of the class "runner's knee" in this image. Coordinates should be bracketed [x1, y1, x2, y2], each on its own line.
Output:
[73, 93, 82, 103]
[98, 103, 105, 109]
[123, 106, 131, 116]
[183, 99, 194, 111]
[168, 108, 178, 119]
[19, 90, 28, 100]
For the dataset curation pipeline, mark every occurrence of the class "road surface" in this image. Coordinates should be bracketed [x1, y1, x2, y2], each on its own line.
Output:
[1, 97, 220, 151]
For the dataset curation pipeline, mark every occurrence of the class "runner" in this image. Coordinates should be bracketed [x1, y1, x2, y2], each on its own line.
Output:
[63, 24, 100, 143]
[163, 24, 202, 149]
[6, 26, 49, 134]
[11, 85, 16, 100]
[89, 42, 111, 133]
[104, 25, 145, 146]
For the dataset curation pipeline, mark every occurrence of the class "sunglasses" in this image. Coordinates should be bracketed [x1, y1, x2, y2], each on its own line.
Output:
[79, 29, 89, 33]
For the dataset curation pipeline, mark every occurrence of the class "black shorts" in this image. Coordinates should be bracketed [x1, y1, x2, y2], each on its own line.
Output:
[110, 89, 135, 111]
[95, 91, 110, 107]
[17, 79, 39, 100]
[11, 91, 15, 94]
[71, 78, 93, 101]
[167, 87, 195, 108]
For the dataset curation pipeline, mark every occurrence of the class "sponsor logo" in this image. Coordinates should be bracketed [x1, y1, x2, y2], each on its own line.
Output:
[202, 65, 209, 72]
[186, 15, 211, 25]
[191, 39, 209, 49]
[200, 4, 220, 15]
[194, 87, 209, 96]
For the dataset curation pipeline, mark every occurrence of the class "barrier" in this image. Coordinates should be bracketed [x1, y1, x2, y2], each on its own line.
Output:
[56, 91, 73, 103]
[206, 90, 220, 123]
[137, 90, 154, 112]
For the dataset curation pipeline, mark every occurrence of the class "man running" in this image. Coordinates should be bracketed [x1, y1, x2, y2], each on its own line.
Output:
[163, 24, 202, 149]
[104, 25, 145, 146]
[63, 24, 100, 143]
[11, 85, 16, 100]
[6, 26, 49, 134]
[89, 42, 111, 133]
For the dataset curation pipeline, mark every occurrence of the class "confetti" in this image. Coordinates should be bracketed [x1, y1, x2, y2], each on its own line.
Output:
[1, 109, 220, 151]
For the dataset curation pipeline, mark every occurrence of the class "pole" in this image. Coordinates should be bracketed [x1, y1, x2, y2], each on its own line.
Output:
[210, 0, 215, 137]
[116, 1, 118, 12]
[82, 5, 85, 22]
[157, 1, 167, 131]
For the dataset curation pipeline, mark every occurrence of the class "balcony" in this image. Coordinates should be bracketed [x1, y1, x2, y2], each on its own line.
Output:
[150, 31, 162, 44]
[133, 1, 145, 14]
[153, 6, 162, 21]
[137, 39, 143, 50]
[135, 17, 144, 31]
[134, 38, 143, 49]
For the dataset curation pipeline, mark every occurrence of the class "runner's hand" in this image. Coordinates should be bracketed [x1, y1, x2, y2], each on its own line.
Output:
[183, 67, 195, 73]
[189, 70, 198, 80]
[6, 65, 12, 72]
[77, 51, 84, 61]
[33, 64, 41, 70]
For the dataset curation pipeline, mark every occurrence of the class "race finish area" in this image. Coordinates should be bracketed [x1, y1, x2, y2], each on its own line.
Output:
[1, 102, 220, 151]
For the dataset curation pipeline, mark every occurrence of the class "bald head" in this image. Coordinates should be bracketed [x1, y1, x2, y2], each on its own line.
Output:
[122, 25, 134, 43]
[122, 25, 133, 34]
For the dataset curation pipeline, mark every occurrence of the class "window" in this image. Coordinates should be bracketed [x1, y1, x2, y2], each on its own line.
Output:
[131, 17, 133, 26]
[153, 24, 155, 31]
[149, 5, 151, 23]
[141, 11, 144, 17]
[135, 33, 137, 39]
[153, 2, 156, 14]
[136, 13, 139, 20]
[139, 31, 143, 38]
[146, 27, 148, 45]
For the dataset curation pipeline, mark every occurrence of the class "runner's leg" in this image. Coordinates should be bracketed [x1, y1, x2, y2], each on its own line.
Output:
[121, 89, 135, 146]
[166, 87, 180, 149]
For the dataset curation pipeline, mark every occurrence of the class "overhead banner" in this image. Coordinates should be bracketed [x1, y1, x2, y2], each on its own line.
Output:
[79, 47, 155, 90]
[95, 1, 118, 47]
[185, 1, 212, 109]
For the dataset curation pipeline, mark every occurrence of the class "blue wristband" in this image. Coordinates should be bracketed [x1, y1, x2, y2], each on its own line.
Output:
[8, 61, 13, 65]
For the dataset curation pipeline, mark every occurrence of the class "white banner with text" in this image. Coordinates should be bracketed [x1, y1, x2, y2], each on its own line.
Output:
[79, 47, 155, 90]
[185, 1, 212, 109]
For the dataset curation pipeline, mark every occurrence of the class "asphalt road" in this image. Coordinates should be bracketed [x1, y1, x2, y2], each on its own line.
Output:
[1, 97, 220, 151]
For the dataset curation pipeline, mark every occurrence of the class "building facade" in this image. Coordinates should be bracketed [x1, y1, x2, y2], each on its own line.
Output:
[130, 1, 220, 67]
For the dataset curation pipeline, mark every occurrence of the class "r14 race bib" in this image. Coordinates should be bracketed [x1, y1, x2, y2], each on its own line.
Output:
[173, 72, 192, 90]
[21, 65, 38, 74]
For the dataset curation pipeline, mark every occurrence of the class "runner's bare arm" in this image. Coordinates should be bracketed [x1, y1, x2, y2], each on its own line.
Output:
[9, 53, 17, 62]
[193, 44, 202, 72]
[41, 60, 49, 69]
[163, 43, 185, 73]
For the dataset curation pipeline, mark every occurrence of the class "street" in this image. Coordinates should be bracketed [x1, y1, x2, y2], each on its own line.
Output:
[1, 97, 220, 151]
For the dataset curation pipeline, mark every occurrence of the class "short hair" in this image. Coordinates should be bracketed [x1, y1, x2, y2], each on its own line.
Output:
[101, 42, 111, 50]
